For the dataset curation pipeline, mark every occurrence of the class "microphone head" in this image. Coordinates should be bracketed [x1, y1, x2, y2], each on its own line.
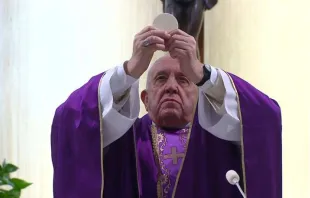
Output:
[226, 170, 240, 185]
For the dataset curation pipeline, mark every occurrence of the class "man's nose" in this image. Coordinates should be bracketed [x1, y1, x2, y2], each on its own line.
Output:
[164, 77, 178, 94]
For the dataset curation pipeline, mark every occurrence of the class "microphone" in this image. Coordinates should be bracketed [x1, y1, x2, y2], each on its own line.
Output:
[226, 170, 246, 198]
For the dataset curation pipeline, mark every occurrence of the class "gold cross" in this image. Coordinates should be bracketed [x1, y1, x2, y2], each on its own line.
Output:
[163, 147, 185, 165]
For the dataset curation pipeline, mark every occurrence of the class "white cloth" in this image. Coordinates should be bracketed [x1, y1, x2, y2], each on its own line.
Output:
[99, 64, 240, 148]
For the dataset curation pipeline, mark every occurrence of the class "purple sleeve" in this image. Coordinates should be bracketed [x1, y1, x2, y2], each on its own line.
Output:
[229, 73, 282, 198]
[51, 73, 105, 198]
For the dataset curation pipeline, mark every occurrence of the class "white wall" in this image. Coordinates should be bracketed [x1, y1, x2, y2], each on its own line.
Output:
[0, 0, 161, 197]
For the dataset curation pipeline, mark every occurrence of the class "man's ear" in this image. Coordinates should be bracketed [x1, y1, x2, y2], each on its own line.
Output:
[140, 90, 149, 111]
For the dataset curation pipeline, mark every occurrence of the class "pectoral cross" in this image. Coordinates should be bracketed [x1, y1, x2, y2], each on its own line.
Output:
[163, 147, 185, 165]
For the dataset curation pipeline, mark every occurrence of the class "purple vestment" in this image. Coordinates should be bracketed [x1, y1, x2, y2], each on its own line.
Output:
[51, 72, 282, 198]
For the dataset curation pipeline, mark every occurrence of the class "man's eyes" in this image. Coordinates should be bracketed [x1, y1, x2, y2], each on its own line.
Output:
[155, 75, 190, 84]
[156, 75, 167, 80]
[179, 77, 189, 83]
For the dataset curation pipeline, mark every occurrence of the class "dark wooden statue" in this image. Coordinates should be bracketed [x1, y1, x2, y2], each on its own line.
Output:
[161, 0, 217, 61]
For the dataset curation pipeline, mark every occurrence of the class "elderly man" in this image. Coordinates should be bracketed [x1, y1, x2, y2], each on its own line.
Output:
[51, 26, 282, 198]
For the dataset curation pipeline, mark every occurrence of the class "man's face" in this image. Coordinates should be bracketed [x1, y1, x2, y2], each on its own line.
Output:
[141, 56, 198, 128]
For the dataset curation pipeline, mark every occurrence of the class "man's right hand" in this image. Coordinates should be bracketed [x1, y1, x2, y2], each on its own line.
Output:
[125, 26, 171, 79]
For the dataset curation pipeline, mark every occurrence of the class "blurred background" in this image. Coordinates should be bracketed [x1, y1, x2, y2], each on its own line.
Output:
[0, 0, 309, 197]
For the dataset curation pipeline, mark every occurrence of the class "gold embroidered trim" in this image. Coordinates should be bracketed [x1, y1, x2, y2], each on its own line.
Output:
[225, 72, 247, 196]
[178, 130, 188, 148]
[133, 123, 141, 197]
[159, 132, 171, 197]
[98, 74, 105, 198]
[151, 124, 164, 197]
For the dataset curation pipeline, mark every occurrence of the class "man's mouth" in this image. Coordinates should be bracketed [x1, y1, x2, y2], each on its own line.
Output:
[161, 99, 179, 104]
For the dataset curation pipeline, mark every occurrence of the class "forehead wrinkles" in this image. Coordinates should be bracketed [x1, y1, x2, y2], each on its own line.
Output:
[146, 56, 179, 88]
[151, 60, 179, 76]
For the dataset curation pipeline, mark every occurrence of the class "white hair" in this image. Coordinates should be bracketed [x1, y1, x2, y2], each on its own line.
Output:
[145, 54, 170, 90]
[145, 63, 154, 90]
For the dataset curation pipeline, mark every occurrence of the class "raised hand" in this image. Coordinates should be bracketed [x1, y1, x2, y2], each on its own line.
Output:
[166, 29, 204, 84]
[125, 26, 171, 79]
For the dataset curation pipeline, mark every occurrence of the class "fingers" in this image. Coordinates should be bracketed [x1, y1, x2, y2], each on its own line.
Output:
[149, 44, 166, 52]
[169, 48, 187, 59]
[167, 36, 195, 51]
[166, 29, 195, 50]
[128, 26, 170, 79]
[139, 29, 171, 40]
[166, 32, 197, 59]
[148, 35, 166, 45]
[137, 26, 157, 35]
[166, 34, 193, 48]
[168, 40, 189, 52]
[136, 26, 170, 40]
[134, 26, 196, 55]
[169, 29, 191, 37]
[134, 26, 171, 52]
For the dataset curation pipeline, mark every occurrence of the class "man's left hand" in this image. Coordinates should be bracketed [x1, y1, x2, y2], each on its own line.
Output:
[166, 29, 204, 84]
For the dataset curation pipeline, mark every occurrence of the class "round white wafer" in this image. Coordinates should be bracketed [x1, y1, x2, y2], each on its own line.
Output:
[152, 13, 178, 32]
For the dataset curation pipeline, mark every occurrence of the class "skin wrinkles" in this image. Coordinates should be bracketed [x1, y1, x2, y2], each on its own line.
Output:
[141, 55, 198, 129]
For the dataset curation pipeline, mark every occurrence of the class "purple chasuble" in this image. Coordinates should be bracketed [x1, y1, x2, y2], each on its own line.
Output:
[51, 72, 282, 198]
